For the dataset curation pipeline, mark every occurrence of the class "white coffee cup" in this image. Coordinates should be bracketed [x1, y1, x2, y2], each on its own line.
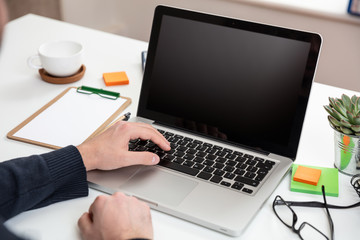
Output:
[27, 40, 83, 77]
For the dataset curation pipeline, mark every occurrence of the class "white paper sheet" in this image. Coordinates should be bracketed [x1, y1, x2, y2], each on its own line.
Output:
[14, 88, 127, 147]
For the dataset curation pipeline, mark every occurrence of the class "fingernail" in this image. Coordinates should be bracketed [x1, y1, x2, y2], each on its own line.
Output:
[152, 155, 160, 164]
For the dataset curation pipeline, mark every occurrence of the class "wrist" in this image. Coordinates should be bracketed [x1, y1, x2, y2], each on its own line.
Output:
[77, 143, 96, 171]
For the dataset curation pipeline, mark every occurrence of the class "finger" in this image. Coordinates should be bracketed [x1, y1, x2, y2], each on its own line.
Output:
[78, 212, 93, 235]
[123, 123, 170, 150]
[88, 195, 107, 220]
[132, 123, 168, 142]
[120, 151, 160, 166]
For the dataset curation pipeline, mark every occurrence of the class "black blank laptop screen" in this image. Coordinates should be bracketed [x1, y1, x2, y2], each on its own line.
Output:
[139, 7, 321, 159]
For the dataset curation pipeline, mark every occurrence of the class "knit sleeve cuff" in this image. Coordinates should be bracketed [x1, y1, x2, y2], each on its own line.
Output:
[42, 146, 88, 200]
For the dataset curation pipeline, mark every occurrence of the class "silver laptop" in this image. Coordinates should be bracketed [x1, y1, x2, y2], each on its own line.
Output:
[88, 5, 322, 236]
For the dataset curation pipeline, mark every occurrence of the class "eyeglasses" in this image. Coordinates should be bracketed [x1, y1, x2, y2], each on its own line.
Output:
[351, 173, 360, 198]
[273, 185, 334, 240]
[273, 175, 360, 240]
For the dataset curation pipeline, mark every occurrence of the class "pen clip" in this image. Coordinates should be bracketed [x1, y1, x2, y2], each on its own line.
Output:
[77, 85, 120, 100]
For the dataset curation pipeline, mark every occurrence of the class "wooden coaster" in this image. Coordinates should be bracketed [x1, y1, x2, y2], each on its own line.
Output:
[39, 65, 86, 84]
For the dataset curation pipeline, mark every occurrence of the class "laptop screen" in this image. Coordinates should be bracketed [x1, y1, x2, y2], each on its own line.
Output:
[138, 6, 321, 159]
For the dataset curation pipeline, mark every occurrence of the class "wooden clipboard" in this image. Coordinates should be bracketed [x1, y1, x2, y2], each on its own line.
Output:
[7, 86, 131, 149]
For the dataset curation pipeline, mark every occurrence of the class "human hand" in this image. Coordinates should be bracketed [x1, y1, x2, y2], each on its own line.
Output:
[78, 192, 153, 240]
[77, 121, 170, 171]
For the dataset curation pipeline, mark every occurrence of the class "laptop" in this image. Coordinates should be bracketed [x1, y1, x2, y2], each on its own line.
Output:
[88, 5, 322, 236]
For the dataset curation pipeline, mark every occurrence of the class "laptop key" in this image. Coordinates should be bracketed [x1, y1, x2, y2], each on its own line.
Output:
[146, 142, 156, 148]
[223, 148, 233, 153]
[197, 171, 212, 180]
[203, 160, 214, 166]
[159, 161, 199, 176]
[174, 134, 184, 139]
[203, 166, 215, 173]
[168, 137, 179, 143]
[213, 162, 225, 169]
[226, 160, 237, 167]
[183, 154, 195, 160]
[257, 162, 273, 171]
[157, 129, 165, 134]
[234, 151, 243, 156]
[135, 146, 147, 151]
[210, 175, 222, 183]
[203, 143, 213, 148]
[244, 154, 254, 159]
[128, 143, 136, 150]
[196, 145, 207, 151]
[187, 143, 198, 149]
[227, 154, 237, 160]
[244, 172, 256, 179]
[137, 140, 148, 146]
[177, 140, 189, 146]
[157, 152, 166, 158]
[194, 157, 205, 163]
[224, 172, 235, 180]
[213, 145, 222, 150]
[173, 158, 185, 164]
[215, 151, 227, 157]
[193, 163, 205, 170]
[235, 157, 247, 163]
[265, 160, 276, 165]
[234, 176, 260, 187]
[255, 173, 267, 181]
[242, 188, 253, 194]
[254, 157, 265, 162]
[183, 160, 195, 167]
[247, 166, 258, 172]
[213, 169, 225, 176]
[216, 157, 226, 163]
[196, 151, 207, 157]
[246, 159, 257, 166]
[223, 166, 235, 173]
[206, 148, 217, 154]
[174, 151, 185, 157]
[231, 182, 244, 190]
[206, 154, 217, 160]
[257, 169, 269, 175]
[165, 149, 176, 154]
[236, 163, 247, 169]
[234, 169, 245, 176]
[170, 142, 178, 149]
[177, 146, 187, 152]
[184, 137, 193, 142]
[221, 181, 231, 187]
[187, 149, 197, 155]
[163, 155, 175, 161]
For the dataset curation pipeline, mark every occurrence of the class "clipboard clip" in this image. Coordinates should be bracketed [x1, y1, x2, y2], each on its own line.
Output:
[77, 85, 120, 100]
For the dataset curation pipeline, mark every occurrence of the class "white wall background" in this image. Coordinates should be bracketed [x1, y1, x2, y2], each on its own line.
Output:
[60, 0, 360, 92]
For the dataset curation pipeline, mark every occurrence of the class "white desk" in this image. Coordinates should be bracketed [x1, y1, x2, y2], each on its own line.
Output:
[1, 14, 359, 240]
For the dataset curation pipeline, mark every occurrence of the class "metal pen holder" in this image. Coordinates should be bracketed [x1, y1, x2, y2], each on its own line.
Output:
[334, 130, 360, 176]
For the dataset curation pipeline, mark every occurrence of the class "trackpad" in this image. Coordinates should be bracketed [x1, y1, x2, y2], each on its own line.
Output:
[120, 167, 198, 207]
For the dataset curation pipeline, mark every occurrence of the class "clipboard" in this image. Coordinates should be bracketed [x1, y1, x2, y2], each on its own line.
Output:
[7, 86, 131, 149]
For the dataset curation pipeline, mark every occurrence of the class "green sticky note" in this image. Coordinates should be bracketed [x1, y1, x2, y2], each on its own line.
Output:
[290, 164, 339, 197]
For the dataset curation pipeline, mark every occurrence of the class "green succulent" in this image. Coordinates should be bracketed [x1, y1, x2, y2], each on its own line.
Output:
[324, 94, 360, 136]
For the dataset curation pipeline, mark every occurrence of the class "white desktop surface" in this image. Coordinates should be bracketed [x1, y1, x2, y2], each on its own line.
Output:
[1, 14, 359, 240]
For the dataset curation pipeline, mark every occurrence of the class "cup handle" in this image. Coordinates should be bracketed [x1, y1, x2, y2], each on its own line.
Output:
[27, 55, 42, 69]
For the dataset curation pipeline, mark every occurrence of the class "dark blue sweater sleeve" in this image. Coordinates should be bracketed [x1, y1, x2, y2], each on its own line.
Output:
[0, 146, 88, 220]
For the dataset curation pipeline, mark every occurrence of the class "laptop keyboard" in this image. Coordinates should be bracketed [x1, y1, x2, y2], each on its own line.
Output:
[129, 129, 276, 194]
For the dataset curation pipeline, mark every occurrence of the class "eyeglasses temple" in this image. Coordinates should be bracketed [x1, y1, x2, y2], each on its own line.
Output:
[276, 200, 360, 209]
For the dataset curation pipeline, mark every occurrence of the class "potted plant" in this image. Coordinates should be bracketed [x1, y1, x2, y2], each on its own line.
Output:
[324, 94, 360, 175]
